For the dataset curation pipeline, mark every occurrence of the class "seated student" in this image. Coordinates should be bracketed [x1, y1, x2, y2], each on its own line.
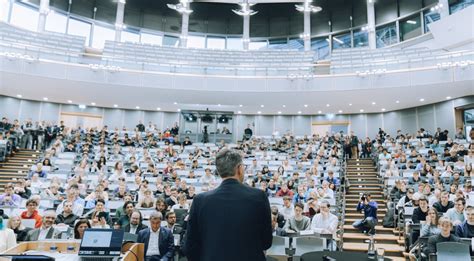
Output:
[199, 168, 216, 184]
[325, 170, 340, 189]
[271, 214, 286, 236]
[28, 163, 47, 179]
[137, 212, 174, 261]
[270, 206, 286, 229]
[0, 184, 22, 207]
[115, 194, 133, 220]
[444, 197, 466, 226]
[455, 206, 474, 238]
[311, 201, 338, 235]
[171, 194, 189, 211]
[39, 182, 62, 200]
[292, 185, 307, 204]
[123, 211, 148, 235]
[279, 196, 295, 220]
[118, 201, 135, 228]
[397, 188, 415, 209]
[25, 210, 59, 241]
[412, 196, 429, 224]
[421, 208, 441, 237]
[0, 216, 16, 252]
[74, 219, 91, 240]
[55, 184, 85, 217]
[275, 183, 294, 198]
[424, 217, 460, 256]
[7, 215, 33, 242]
[433, 191, 455, 214]
[55, 201, 79, 228]
[14, 179, 31, 199]
[284, 202, 311, 233]
[137, 189, 155, 209]
[164, 211, 182, 235]
[20, 199, 43, 228]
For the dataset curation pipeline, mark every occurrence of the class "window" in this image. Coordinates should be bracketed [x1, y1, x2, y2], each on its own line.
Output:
[332, 32, 351, 49]
[353, 29, 369, 48]
[121, 30, 140, 43]
[163, 35, 179, 47]
[67, 18, 92, 46]
[140, 33, 163, 45]
[311, 37, 329, 60]
[400, 14, 422, 42]
[423, 10, 440, 33]
[249, 40, 268, 50]
[287, 38, 304, 50]
[10, 3, 39, 31]
[91, 25, 115, 49]
[268, 38, 289, 49]
[450, 0, 474, 14]
[226, 38, 243, 50]
[207, 37, 226, 49]
[187, 35, 206, 49]
[45, 11, 67, 34]
[0, 0, 11, 22]
[376, 23, 397, 48]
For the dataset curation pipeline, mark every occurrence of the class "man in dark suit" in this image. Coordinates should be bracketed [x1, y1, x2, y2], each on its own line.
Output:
[123, 211, 148, 235]
[137, 211, 174, 261]
[184, 149, 273, 261]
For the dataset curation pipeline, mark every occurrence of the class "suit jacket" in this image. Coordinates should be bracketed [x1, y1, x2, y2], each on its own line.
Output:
[123, 223, 148, 235]
[25, 227, 57, 241]
[137, 227, 174, 261]
[183, 178, 273, 261]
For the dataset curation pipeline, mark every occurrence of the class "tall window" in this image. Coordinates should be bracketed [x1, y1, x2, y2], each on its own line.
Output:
[45, 11, 67, 33]
[332, 32, 351, 49]
[400, 15, 422, 41]
[91, 25, 115, 49]
[353, 29, 369, 48]
[311, 37, 329, 60]
[207, 37, 226, 49]
[423, 10, 440, 33]
[10, 3, 39, 31]
[163, 35, 179, 47]
[140, 33, 163, 45]
[67, 18, 92, 46]
[376, 23, 397, 48]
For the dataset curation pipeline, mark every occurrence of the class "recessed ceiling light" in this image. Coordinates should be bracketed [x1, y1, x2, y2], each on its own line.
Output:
[260, 105, 264, 108]
[360, 109, 364, 112]
[173, 102, 178, 105]
[446, 96, 451, 100]
[257, 111, 262, 114]
[43, 97, 48, 101]
[237, 111, 242, 114]
[17, 94, 22, 98]
[419, 98, 425, 102]
[67, 100, 72, 103]
[396, 100, 400, 103]
[217, 104, 221, 106]
[304, 104, 308, 107]
[177, 109, 181, 112]
[297, 111, 302, 114]
[239, 104, 243, 107]
[338, 110, 343, 113]
[282, 105, 286, 108]
[349, 103, 352, 106]
[135, 106, 140, 109]
[371, 102, 376, 105]
[318, 110, 322, 114]
[278, 111, 282, 114]
[157, 107, 161, 110]
[381, 108, 386, 112]
[91, 102, 96, 106]
[406, 20, 417, 25]
[113, 104, 118, 108]
[326, 104, 330, 107]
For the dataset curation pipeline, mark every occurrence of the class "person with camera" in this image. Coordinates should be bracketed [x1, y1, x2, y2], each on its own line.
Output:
[352, 193, 378, 235]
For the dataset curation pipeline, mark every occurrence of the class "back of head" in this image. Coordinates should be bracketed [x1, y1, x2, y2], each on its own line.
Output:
[215, 149, 242, 179]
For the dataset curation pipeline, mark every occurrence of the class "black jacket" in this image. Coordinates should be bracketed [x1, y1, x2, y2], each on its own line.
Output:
[123, 223, 148, 234]
[183, 178, 273, 261]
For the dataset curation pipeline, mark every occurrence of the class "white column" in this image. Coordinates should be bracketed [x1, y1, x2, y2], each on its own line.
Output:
[114, 0, 125, 42]
[303, 10, 311, 51]
[180, 12, 189, 48]
[0, 0, 10, 22]
[243, 15, 250, 50]
[37, 0, 49, 32]
[438, 0, 450, 18]
[366, 0, 376, 49]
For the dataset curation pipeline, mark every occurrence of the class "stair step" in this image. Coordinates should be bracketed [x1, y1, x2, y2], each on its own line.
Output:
[344, 218, 383, 224]
[342, 225, 395, 234]
[343, 243, 404, 256]
[343, 232, 399, 241]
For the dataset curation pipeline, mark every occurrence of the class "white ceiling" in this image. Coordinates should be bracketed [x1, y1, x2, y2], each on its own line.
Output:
[1, 70, 473, 115]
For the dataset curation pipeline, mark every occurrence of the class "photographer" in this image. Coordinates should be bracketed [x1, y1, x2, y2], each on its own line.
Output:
[352, 193, 378, 235]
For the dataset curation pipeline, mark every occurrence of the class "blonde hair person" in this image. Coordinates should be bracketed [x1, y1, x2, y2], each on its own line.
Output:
[0, 216, 17, 252]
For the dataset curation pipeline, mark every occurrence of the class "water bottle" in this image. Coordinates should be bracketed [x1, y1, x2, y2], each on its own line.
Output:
[367, 236, 376, 260]
[49, 242, 58, 252]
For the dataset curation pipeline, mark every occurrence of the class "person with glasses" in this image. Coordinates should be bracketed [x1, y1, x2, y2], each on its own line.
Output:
[444, 197, 466, 226]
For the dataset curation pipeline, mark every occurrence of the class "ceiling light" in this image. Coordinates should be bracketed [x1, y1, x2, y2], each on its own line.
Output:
[282, 105, 286, 108]
[217, 104, 221, 106]
[371, 102, 376, 105]
[278, 111, 282, 114]
[43, 97, 48, 101]
[16, 94, 22, 98]
[91, 102, 96, 106]
[157, 107, 161, 110]
[304, 104, 308, 107]
[257, 111, 262, 114]
[360, 109, 364, 112]
[349, 103, 352, 106]
[260, 105, 264, 108]
[318, 110, 322, 114]
[135, 106, 140, 109]
[297, 111, 302, 114]
[239, 104, 243, 107]
[446, 96, 451, 100]
[67, 100, 72, 103]
[177, 109, 181, 112]
[381, 108, 386, 112]
[396, 100, 400, 103]
[406, 20, 417, 25]
[326, 104, 330, 107]
[338, 110, 343, 113]
[113, 104, 118, 108]
[419, 98, 425, 102]
[237, 111, 242, 114]
[173, 102, 178, 105]
[333, 37, 344, 44]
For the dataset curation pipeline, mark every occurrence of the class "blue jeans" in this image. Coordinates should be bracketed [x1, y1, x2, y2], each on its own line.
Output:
[352, 217, 377, 234]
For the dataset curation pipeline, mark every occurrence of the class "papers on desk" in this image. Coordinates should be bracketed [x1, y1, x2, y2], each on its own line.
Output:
[300, 230, 313, 236]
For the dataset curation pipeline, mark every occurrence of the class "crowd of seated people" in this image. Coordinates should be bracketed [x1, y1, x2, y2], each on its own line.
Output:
[0, 117, 348, 257]
[370, 127, 473, 260]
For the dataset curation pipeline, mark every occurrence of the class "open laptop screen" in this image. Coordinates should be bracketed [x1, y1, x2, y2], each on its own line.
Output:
[80, 229, 124, 253]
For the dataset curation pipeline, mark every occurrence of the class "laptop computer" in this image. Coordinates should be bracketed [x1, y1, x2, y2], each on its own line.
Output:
[78, 229, 124, 261]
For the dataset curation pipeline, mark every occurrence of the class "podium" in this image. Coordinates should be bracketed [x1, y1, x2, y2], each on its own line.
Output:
[1, 241, 144, 261]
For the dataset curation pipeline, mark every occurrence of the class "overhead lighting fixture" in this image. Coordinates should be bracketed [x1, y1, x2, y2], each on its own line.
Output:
[67, 100, 72, 103]
[295, 3, 322, 13]
[318, 110, 322, 114]
[381, 108, 386, 112]
[406, 20, 417, 25]
[372, 102, 376, 105]
[173, 102, 178, 105]
[16, 94, 22, 98]
[113, 104, 118, 108]
[217, 104, 221, 107]
[338, 110, 343, 113]
[257, 111, 262, 114]
[260, 105, 264, 108]
[232, 2, 258, 16]
[419, 98, 425, 102]
[325, 38, 330, 43]
[135, 106, 140, 109]
[237, 111, 242, 114]
[157, 107, 161, 110]
[297, 111, 302, 114]
[239, 104, 243, 107]
[91, 102, 96, 106]
[282, 105, 286, 108]
[167, 3, 193, 14]
[360, 109, 364, 112]
[43, 97, 48, 101]
[349, 103, 352, 106]
[304, 104, 308, 107]
[333, 37, 344, 44]
[118, 0, 126, 4]
[177, 109, 181, 112]
[326, 104, 330, 107]
[278, 111, 282, 114]
[396, 100, 400, 103]
[446, 96, 452, 100]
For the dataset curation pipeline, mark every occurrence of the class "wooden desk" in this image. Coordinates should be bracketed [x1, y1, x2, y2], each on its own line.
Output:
[2, 241, 144, 261]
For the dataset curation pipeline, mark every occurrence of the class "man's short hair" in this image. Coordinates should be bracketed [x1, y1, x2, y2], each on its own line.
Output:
[215, 149, 242, 178]
[149, 211, 163, 221]
[419, 196, 428, 203]
[456, 197, 466, 205]
[321, 200, 331, 208]
[294, 202, 304, 210]
[283, 196, 291, 202]
[26, 198, 38, 206]
[438, 217, 452, 227]
[165, 211, 176, 219]
[466, 206, 474, 212]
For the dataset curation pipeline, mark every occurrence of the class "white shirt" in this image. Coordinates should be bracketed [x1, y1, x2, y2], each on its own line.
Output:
[0, 228, 17, 252]
[311, 212, 338, 237]
[38, 227, 50, 240]
[146, 228, 161, 256]
[129, 224, 138, 234]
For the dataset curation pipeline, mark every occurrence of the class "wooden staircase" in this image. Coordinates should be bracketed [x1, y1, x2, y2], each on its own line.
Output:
[0, 149, 40, 192]
[342, 158, 406, 260]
